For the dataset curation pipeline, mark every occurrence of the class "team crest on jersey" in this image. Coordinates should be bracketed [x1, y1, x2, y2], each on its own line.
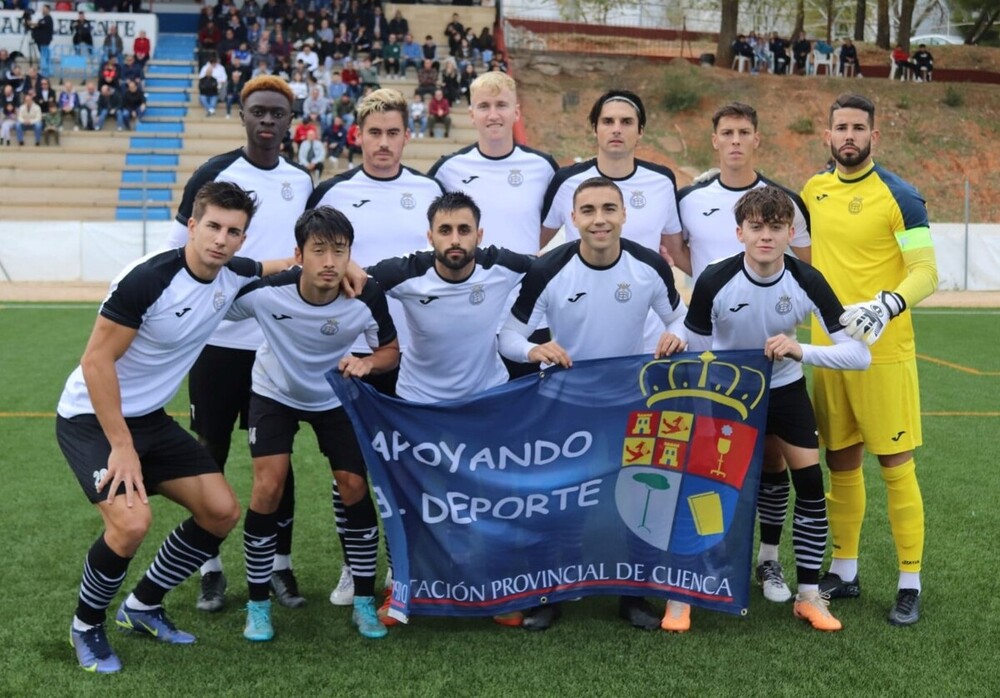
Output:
[629, 191, 647, 209]
[281, 181, 294, 201]
[469, 284, 486, 305]
[507, 169, 524, 187]
[848, 196, 863, 215]
[400, 193, 417, 210]
[775, 295, 793, 315]
[321, 319, 340, 335]
[213, 290, 227, 311]
[615, 283, 632, 303]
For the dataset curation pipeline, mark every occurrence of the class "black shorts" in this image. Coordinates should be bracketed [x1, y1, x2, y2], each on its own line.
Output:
[502, 327, 550, 380]
[353, 351, 399, 397]
[765, 377, 819, 449]
[189, 344, 257, 439]
[57, 410, 219, 504]
[247, 393, 367, 476]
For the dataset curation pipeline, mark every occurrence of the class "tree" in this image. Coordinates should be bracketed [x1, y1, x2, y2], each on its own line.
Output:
[717, 0, 739, 68]
[854, 0, 867, 41]
[896, 0, 916, 48]
[793, 0, 805, 38]
[954, 0, 1000, 43]
[876, 0, 890, 48]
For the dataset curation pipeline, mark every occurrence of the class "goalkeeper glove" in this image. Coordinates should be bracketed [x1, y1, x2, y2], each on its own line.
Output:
[839, 291, 906, 346]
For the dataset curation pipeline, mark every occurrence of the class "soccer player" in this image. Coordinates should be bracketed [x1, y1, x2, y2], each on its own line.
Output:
[307, 87, 443, 608]
[58, 182, 272, 673]
[803, 93, 938, 626]
[427, 72, 558, 379]
[499, 176, 687, 631]
[539, 89, 682, 353]
[226, 207, 399, 642]
[665, 102, 812, 604]
[165, 76, 314, 613]
[359, 191, 534, 627]
[665, 185, 871, 633]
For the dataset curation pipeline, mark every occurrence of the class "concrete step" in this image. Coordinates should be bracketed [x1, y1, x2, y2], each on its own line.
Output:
[3, 205, 119, 221]
[0, 168, 175, 188]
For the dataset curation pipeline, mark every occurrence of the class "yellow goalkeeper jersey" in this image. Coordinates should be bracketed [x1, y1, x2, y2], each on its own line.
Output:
[802, 161, 932, 363]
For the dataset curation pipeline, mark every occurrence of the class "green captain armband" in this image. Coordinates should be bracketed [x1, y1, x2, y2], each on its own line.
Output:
[894, 226, 933, 252]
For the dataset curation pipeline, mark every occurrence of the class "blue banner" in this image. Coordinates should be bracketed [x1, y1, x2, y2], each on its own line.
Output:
[328, 350, 772, 623]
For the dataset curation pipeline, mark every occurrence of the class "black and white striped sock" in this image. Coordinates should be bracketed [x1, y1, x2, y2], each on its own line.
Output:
[791, 465, 828, 587]
[75, 534, 131, 626]
[132, 517, 223, 606]
[343, 494, 378, 598]
[244, 508, 278, 601]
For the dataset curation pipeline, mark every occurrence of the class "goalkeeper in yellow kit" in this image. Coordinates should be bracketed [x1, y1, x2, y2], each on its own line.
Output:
[802, 94, 937, 626]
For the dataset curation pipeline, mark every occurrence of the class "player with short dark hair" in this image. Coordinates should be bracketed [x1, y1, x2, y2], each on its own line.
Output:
[227, 206, 399, 642]
[500, 177, 687, 631]
[58, 182, 275, 673]
[665, 185, 871, 633]
[540, 89, 683, 354]
[803, 93, 938, 626]
[666, 101, 813, 604]
[164, 76, 314, 613]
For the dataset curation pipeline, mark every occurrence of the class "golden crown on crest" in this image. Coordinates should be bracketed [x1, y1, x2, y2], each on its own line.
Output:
[638, 351, 767, 419]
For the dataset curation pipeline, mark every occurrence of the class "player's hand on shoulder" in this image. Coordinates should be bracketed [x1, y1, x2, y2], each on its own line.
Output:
[528, 341, 572, 368]
[764, 334, 803, 362]
[654, 332, 687, 358]
[342, 260, 368, 299]
[100, 445, 149, 507]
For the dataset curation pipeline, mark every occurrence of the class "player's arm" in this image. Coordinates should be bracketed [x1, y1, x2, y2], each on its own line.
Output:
[260, 256, 297, 276]
[660, 232, 691, 276]
[164, 219, 190, 249]
[539, 225, 560, 250]
[79, 316, 148, 507]
[790, 244, 811, 265]
[498, 306, 572, 368]
[787, 327, 870, 370]
[339, 337, 400, 378]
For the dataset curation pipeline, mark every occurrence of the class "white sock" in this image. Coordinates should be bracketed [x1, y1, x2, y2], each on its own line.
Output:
[828, 558, 858, 582]
[72, 616, 95, 632]
[757, 543, 780, 565]
[272, 554, 292, 572]
[797, 583, 819, 595]
[200, 556, 222, 575]
[898, 572, 921, 593]
[125, 593, 158, 611]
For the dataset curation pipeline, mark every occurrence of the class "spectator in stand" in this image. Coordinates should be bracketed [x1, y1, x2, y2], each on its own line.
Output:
[445, 13, 464, 55]
[288, 69, 309, 116]
[731, 33, 755, 70]
[382, 34, 401, 79]
[323, 114, 347, 168]
[770, 31, 789, 74]
[891, 44, 916, 80]
[332, 24, 353, 65]
[327, 70, 348, 101]
[296, 41, 320, 74]
[407, 90, 426, 139]
[72, 11, 95, 56]
[197, 3, 215, 31]
[42, 101, 61, 145]
[454, 38, 474, 73]
[230, 54, 251, 84]
[388, 9, 407, 39]
[246, 21, 263, 49]
[747, 31, 770, 73]
[913, 44, 934, 81]
[335, 92, 356, 127]
[98, 59, 122, 92]
[58, 80, 81, 130]
[344, 119, 361, 166]
[317, 19, 335, 62]
[368, 4, 389, 41]
[252, 57, 272, 79]
[400, 33, 422, 77]
[428, 87, 451, 139]
[101, 24, 124, 65]
[6, 65, 26, 97]
[792, 31, 811, 74]
[298, 128, 327, 183]
[1, 102, 17, 146]
[225, 67, 247, 118]
[133, 30, 151, 68]
[218, 28, 239, 66]
[459, 62, 477, 104]
[489, 50, 509, 73]
[353, 25, 373, 59]
[357, 57, 379, 92]
[0, 49, 14, 79]
[198, 56, 226, 116]
[121, 54, 144, 86]
[2, 83, 18, 111]
[288, 7, 310, 44]
[271, 31, 292, 65]
[341, 59, 361, 99]
[15, 93, 42, 145]
[440, 60, 461, 105]
[303, 85, 332, 130]
[35, 77, 57, 112]
[198, 21, 222, 64]
[94, 84, 121, 131]
[119, 78, 145, 130]
[242, 0, 260, 24]
[416, 58, 438, 99]
[422, 34, 439, 68]
[292, 114, 320, 153]
[29, 4, 54, 77]
[78, 81, 99, 130]
[839, 38, 859, 76]
[479, 27, 495, 66]
[233, 41, 253, 68]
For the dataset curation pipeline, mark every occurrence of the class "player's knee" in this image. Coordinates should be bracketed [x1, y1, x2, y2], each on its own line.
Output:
[105, 507, 153, 551]
[199, 485, 242, 536]
[251, 469, 286, 513]
[334, 471, 368, 506]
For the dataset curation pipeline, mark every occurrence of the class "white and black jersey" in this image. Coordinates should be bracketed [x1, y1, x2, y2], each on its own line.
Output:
[499, 239, 686, 364]
[57, 249, 262, 418]
[541, 158, 682, 248]
[308, 165, 445, 353]
[165, 148, 314, 350]
[685, 253, 869, 389]
[428, 144, 558, 254]
[678, 173, 810, 281]
[226, 268, 396, 411]
[368, 246, 532, 403]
